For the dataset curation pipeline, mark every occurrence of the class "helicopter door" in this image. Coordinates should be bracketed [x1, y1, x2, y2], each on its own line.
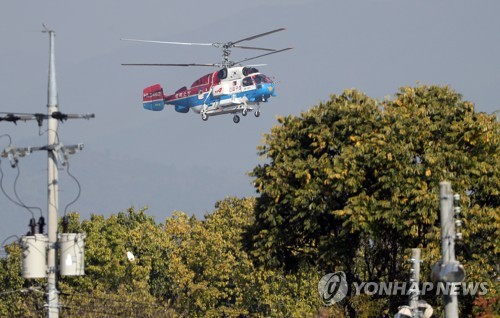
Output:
[198, 89, 204, 100]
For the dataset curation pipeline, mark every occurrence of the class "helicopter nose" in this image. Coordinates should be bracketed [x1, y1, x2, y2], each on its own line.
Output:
[269, 84, 276, 94]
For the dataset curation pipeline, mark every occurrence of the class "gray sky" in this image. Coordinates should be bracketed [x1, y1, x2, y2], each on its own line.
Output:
[1, 0, 499, 245]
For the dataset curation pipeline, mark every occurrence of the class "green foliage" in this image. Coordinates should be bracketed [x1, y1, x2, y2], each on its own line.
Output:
[0, 84, 497, 317]
[248, 85, 499, 316]
[58, 208, 173, 317]
[1, 201, 329, 317]
[0, 243, 45, 317]
[161, 197, 325, 317]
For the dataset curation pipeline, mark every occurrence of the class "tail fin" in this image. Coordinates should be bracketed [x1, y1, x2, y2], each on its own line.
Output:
[143, 84, 165, 111]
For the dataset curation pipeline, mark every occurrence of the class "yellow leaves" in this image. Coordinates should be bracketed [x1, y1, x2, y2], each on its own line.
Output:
[247, 84, 499, 315]
[426, 155, 437, 165]
[405, 87, 415, 96]
[272, 194, 282, 205]
[335, 209, 347, 217]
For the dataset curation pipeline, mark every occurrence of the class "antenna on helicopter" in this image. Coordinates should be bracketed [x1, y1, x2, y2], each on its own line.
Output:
[121, 28, 292, 69]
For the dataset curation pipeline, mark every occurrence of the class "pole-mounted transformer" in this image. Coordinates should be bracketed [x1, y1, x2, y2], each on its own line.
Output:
[1, 26, 94, 318]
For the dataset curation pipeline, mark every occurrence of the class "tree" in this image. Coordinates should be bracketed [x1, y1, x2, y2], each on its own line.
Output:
[0, 242, 45, 317]
[247, 85, 499, 316]
[162, 197, 328, 317]
[58, 209, 174, 317]
[1, 201, 331, 317]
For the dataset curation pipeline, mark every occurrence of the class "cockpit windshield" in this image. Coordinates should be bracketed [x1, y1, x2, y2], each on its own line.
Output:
[253, 74, 272, 84]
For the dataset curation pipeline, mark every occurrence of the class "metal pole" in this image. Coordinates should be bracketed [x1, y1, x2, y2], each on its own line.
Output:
[409, 248, 421, 317]
[439, 181, 458, 318]
[46, 29, 59, 318]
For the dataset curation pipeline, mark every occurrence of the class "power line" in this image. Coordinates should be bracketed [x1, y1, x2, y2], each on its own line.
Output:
[13, 165, 43, 217]
[60, 292, 172, 317]
[0, 160, 35, 219]
[63, 161, 81, 217]
[0, 135, 35, 218]
[0, 287, 44, 297]
[0, 235, 19, 257]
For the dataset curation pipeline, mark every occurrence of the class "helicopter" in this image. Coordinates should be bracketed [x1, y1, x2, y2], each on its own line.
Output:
[121, 28, 292, 123]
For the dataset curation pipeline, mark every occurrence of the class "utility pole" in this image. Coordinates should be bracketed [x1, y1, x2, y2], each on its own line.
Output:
[440, 181, 458, 318]
[45, 27, 59, 318]
[0, 27, 93, 318]
[431, 181, 466, 318]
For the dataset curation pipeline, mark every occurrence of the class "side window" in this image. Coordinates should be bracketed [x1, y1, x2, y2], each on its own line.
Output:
[242, 76, 254, 87]
[217, 68, 228, 80]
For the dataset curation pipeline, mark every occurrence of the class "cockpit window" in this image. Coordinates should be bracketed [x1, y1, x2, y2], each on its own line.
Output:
[253, 74, 272, 84]
[242, 76, 254, 86]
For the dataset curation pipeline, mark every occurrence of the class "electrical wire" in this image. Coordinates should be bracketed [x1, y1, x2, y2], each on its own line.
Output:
[63, 160, 81, 217]
[0, 289, 27, 296]
[0, 134, 43, 218]
[13, 165, 43, 217]
[0, 234, 19, 257]
[0, 287, 46, 318]
[60, 292, 172, 317]
[0, 161, 34, 219]
[61, 305, 126, 317]
[0, 134, 12, 145]
[1, 234, 19, 247]
[60, 292, 171, 309]
[0, 286, 44, 297]
[38, 128, 60, 143]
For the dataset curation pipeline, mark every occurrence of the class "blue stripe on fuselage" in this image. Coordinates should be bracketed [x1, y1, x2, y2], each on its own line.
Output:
[166, 83, 275, 111]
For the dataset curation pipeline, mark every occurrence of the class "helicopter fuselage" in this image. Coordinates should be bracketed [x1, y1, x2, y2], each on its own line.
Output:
[143, 66, 276, 122]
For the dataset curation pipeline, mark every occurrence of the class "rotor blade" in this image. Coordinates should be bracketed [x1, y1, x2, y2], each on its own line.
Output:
[233, 45, 278, 52]
[233, 47, 293, 65]
[121, 63, 217, 67]
[231, 28, 286, 45]
[121, 38, 213, 46]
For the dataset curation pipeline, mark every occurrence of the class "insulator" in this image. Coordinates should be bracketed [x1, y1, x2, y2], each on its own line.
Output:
[37, 216, 46, 234]
[28, 218, 37, 236]
[62, 215, 69, 233]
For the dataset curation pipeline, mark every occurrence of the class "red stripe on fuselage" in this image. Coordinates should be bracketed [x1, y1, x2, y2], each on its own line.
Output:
[165, 70, 221, 104]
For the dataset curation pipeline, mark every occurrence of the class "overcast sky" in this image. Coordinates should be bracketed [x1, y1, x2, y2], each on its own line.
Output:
[1, 0, 499, 246]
